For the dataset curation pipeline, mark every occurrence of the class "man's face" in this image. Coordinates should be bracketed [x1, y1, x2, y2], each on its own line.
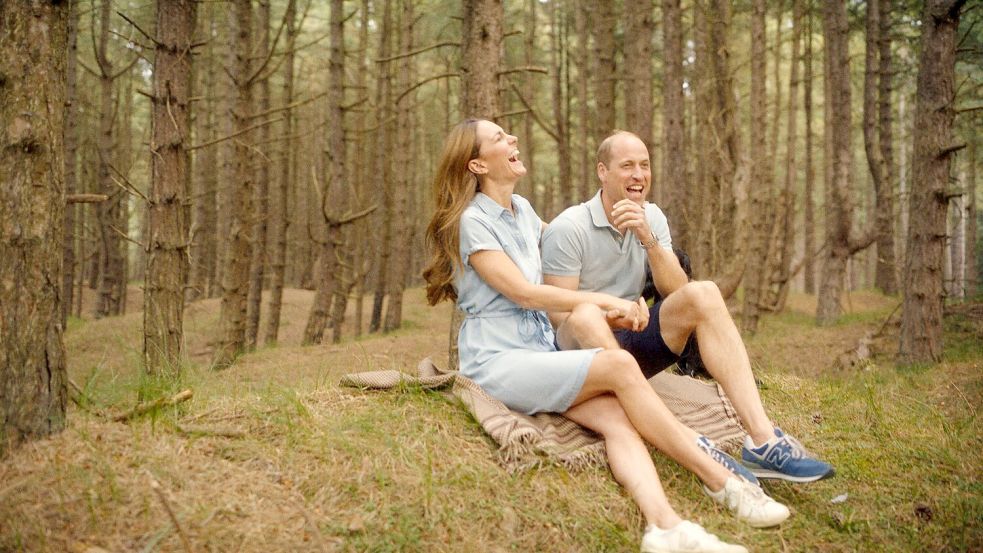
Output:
[597, 135, 651, 205]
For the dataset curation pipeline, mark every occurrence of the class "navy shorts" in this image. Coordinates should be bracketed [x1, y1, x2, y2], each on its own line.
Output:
[613, 300, 681, 379]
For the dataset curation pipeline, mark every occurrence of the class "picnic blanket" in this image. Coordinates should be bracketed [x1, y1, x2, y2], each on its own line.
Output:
[341, 357, 746, 472]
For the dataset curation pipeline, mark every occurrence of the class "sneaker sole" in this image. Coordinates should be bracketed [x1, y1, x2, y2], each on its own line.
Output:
[743, 465, 835, 483]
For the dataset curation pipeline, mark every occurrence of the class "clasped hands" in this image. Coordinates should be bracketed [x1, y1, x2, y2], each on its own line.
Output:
[605, 297, 650, 332]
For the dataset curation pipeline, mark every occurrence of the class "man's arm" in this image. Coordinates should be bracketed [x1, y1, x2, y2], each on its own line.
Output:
[645, 242, 688, 298]
[610, 199, 688, 297]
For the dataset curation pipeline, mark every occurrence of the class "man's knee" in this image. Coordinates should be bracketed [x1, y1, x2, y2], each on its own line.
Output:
[677, 280, 725, 317]
[567, 302, 606, 328]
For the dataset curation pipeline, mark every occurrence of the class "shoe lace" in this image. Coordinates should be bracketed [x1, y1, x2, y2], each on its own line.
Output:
[780, 433, 812, 460]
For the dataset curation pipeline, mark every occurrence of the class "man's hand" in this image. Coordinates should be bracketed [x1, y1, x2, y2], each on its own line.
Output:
[611, 199, 654, 242]
[605, 297, 650, 332]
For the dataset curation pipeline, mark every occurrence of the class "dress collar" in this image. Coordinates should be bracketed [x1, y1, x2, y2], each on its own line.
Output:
[473, 192, 514, 218]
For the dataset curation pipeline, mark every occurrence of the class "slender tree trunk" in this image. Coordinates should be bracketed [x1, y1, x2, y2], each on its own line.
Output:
[592, 4, 617, 134]
[383, 0, 416, 333]
[574, 0, 591, 209]
[95, 0, 124, 318]
[245, 0, 272, 351]
[900, 0, 966, 363]
[304, 0, 348, 345]
[188, 6, 218, 302]
[369, 0, 395, 333]
[966, 135, 978, 295]
[214, 0, 255, 368]
[462, 0, 502, 117]
[349, 0, 371, 340]
[817, 0, 872, 325]
[625, 0, 654, 190]
[661, 0, 688, 249]
[551, 0, 571, 211]
[62, 0, 80, 326]
[863, 0, 898, 297]
[876, 1, 899, 295]
[803, 0, 816, 294]
[743, 0, 769, 334]
[263, 0, 298, 347]
[523, 0, 538, 213]
[0, 0, 69, 456]
[145, 0, 197, 375]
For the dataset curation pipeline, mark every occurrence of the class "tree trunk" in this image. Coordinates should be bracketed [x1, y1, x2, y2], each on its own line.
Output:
[145, 0, 197, 375]
[551, 0, 571, 213]
[900, 0, 966, 363]
[62, 0, 80, 326]
[304, 0, 348, 345]
[625, 0, 654, 187]
[263, 0, 298, 347]
[876, 0, 899, 295]
[95, 0, 124, 318]
[742, 0, 769, 335]
[661, 0, 688, 249]
[461, 0, 502, 117]
[591, 4, 617, 135]
[245, 0, 272, 351]
[214, 0, 255, 368]
[574, 0, 592, 209]
[383, 0, 417, 333]
[803, 0, 816, 294]
[817, 0, 872, 325]
[0, 0, 69, 456]
[863, 0, 898, 296]
[188, 5, 218, 302]
[369, 0, 395, 333]
[966, 135, 977, 295]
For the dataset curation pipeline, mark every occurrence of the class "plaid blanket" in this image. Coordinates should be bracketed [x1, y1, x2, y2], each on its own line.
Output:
[341, 357, 745, 472]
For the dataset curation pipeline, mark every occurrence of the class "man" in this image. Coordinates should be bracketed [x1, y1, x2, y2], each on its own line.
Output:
[541, 130, 833, 483]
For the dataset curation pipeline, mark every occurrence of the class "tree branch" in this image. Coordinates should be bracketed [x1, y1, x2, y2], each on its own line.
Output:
[375, 40, 459, 63]
[395, 72, 459, 105]
[497, 65, 549, 77]
[67, 193, 109, 204]
[508, 82, 559, 142]
[186, 117, 284, 152]
[116, 10, 163, 48]
[937, 143, 967, 159]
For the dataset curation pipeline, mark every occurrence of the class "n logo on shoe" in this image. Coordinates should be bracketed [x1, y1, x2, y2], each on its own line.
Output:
[765, 444, 791, 468]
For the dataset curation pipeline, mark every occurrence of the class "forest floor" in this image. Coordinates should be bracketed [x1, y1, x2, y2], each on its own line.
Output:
[1, 286, 980, 552]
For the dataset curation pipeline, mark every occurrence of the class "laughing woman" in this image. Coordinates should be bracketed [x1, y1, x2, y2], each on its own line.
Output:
[423, 119, 786, 553]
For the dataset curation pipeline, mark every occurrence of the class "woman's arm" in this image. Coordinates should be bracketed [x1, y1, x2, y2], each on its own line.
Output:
[470, 249, 644, 330]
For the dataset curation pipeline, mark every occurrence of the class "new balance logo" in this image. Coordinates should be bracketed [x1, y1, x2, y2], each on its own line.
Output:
[765, 445, 792, 468]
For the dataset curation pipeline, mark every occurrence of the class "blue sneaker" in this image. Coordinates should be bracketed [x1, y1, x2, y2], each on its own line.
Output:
[741, 427, 835, 482]
[697, 435, 760, 486]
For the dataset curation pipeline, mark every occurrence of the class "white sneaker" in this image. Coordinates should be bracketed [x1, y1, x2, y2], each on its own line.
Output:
[704, 477, 791, 528]
[640, 521, 747, 553]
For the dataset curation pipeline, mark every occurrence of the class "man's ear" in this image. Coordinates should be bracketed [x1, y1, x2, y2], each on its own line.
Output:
[597, 162, 607, 182]
[468, 159, 487, 175]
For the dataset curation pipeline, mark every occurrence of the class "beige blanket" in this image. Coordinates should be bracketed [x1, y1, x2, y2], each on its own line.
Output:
[341, 357, 745, 472]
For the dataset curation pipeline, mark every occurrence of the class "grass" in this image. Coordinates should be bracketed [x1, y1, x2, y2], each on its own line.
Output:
[0, 286, 980, 552]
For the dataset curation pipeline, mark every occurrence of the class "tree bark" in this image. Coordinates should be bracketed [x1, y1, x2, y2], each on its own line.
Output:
[591, 4, 617, 135]
[245, 0, 273, 351]
[803, 0, 816, 294]
[742, 0, 770, 335]
[369, 0, 394, 334]
[900, 0, 966, 363]
[0, 0, 69, 456]
[461, 0, 502, 117]
[62, 0, 80, 326]
[966, 134, 978, 295]
[661, 0, 688, 249]
[625, 0, 654, 184]
[145, 0, 197, 375]
[876, 0, 899, 295]
[214, 0, 255, 368]
[263, 0, 298, 347]
[95, 0, 124, 318]
[817, 0, 872, 325]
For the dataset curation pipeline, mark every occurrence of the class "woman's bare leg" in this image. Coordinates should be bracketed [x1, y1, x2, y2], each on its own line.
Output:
[564, 394, 682, 530]
[571, 349, 732, 491]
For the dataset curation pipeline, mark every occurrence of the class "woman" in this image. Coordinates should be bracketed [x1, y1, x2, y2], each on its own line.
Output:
[423, 119, 786, 553]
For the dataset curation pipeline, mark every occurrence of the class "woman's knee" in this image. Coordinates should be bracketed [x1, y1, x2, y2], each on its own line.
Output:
[566, 302, 606, 330]
[593, 349, 644, 389]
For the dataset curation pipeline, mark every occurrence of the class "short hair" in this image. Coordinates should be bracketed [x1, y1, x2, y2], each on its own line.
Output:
[596, 130, 646, 166]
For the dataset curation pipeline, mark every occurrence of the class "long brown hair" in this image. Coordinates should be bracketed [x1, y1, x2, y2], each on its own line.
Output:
[423, 119, 483, 305]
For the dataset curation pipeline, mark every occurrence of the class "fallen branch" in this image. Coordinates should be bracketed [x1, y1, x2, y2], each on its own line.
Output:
[113, 389, 193, 422]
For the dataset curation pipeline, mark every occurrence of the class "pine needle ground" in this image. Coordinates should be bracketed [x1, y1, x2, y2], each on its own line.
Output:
[1, 287, 980, 552]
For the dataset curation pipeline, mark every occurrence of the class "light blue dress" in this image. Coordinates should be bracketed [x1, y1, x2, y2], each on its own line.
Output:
[455, 193, 600, 415]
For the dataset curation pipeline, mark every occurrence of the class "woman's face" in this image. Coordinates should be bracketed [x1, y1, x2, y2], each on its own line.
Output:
[470, 120, 526, 181]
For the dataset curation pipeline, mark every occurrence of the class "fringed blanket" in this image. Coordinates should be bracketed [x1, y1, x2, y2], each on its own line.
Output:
[341, 357, 746, 473]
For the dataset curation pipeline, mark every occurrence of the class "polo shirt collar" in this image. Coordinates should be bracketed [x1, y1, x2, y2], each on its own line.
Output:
[587, 190, 615, 230]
